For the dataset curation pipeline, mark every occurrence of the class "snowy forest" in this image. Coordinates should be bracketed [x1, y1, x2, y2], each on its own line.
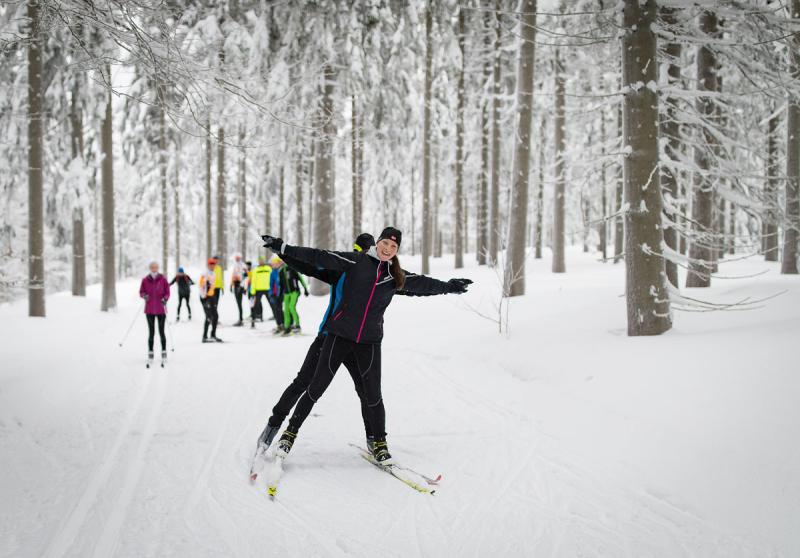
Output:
[3, 2, 800, 556]
[1, 0, 798, 335]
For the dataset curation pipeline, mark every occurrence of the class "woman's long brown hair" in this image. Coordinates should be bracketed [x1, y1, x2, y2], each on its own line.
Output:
[390, 256, 405, 290]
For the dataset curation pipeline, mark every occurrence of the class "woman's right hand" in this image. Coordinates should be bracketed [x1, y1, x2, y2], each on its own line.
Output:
[261, 234, 284, 252]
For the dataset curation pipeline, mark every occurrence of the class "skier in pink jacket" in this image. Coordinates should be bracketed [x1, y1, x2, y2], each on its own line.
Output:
[139, 261, 170, 367]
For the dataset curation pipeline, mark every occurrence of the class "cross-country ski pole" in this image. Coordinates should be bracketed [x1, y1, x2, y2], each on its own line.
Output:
[166, 316, 176, 352]
[118, 302, 143, 347]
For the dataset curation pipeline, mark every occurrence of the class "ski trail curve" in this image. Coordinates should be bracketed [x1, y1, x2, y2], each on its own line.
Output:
[41, 373, 154, 558]
[91, 371, 166, 558]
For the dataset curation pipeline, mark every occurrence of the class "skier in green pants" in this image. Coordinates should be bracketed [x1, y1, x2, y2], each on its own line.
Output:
[279, 259, 309, 335]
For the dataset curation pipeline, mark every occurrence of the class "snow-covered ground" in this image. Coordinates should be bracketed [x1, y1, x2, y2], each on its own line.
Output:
[1, 248, 798, 557]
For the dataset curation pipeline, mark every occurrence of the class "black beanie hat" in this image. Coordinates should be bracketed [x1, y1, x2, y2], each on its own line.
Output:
[378, 227, 402, 247]
[354, 233, 375, 252]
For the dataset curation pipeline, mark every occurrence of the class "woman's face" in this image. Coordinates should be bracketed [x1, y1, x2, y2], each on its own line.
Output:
[376, 239, 398, 262]
[149, 262, 159, 274]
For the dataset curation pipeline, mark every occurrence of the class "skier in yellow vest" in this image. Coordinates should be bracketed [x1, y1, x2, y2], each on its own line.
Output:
[249, 256, 272, 329]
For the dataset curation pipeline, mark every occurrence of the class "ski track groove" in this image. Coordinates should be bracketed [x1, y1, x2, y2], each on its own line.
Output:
[92, 370, 167, 558]
[40, 372, 154, 558]
[182, 387, 245, 556]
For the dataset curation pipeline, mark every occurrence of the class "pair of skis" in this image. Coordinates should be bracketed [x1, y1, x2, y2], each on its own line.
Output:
[146, 354, 167, 368]
[248, 443, 441, 498]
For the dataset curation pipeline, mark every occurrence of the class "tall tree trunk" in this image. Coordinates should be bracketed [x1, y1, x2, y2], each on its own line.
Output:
[489, 0, 502, 265]
[296, 143, 304, 245]
[433, 138, 441, 258]
[27, 0, 45, 316]
[159, 97, 169, 277]
[552, 48, 566, 273]
[477, 8, 491, 265]
[311, 63, 336, 295]
[421, 1, 433, 274]
[351, 95, 361, 240]
[100, 64, 116, 311]
[504, 0, 537, 296]
[535, 117, 545, 259]
[599, 104, 608, 261]
[622, 0, 671, 336]
[279, 165, 285, 238]
[174, 139, 181, 270]
[582, 195, 590, 253]
[206, 119, 213, 258]
[687, 10, 719, 287]
[70, 76, 86, 296]
[783, 0, 800, 274]
[764, 105, 779, 261]
[614, 104, 624, 263]
[217, 125, 226, 265]
[455, 7, 466, 269]
[238, 126, 247, 259]
[660, 6, 681, 287]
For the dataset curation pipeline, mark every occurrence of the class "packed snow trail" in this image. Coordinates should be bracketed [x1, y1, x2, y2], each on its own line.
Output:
[1, 250, 799, 557]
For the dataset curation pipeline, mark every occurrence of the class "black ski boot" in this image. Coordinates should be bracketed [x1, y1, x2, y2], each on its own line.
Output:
[257, 424, 280, 451]
[366, 436, 375, 454]
[372, 437, 393, 465]
[276, 427, 298, 457]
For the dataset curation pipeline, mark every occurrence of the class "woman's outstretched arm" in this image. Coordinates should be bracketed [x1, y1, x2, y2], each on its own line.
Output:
[262, 234, 361, 273]
[398, 273, 473, 297]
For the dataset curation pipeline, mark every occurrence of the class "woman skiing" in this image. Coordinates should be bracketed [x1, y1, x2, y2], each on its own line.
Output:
[169, 266, 194, 321]
[261, 227, 472, 464]
[249, 233, 377, 480]
[139, 261, 170, 367]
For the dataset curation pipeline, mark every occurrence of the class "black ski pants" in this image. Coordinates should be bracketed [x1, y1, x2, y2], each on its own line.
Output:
[268, 334, 372, 437]
[233, 281, 244, 322]
[252, 290, 269, 326]
[146, 314, 166, 352]
[202, 293, 219, 338]
[268, 294, 284, 326]
[177, 293, 191, 318]
[289, 334, 385, 438]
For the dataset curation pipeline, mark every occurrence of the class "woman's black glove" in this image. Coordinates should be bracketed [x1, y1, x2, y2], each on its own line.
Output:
[446, 278, 473, 294]
[304, 289, 309, 297]
[261, 234, 284, 252]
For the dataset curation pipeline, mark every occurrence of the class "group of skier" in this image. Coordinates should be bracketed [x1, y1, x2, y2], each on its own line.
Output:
[139, 252, 312, 361]
[138, 225, 473, 483]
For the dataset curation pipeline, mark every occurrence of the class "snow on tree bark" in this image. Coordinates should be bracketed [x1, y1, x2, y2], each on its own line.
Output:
[217, 124, 226, 266]
[686, 10, 720, 288]
[659, 6, 681, 287]
[205, 119, 212, 258]
[764, 106, 779, 262]
[477, 7, 492, 266]
[622, 0, 671, 336]
[552, 47, 566, 274]
[489, 0, 502, 266]
[455, 7, 466, 269]
[535, 116, 545, 260]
